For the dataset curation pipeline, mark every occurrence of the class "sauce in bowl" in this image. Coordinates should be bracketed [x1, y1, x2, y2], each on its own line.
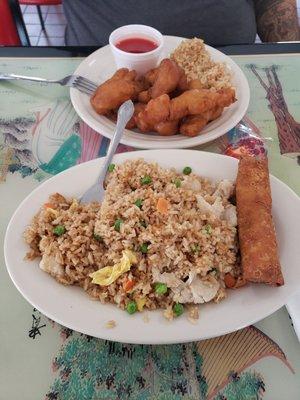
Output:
[115, 37, 158, 54]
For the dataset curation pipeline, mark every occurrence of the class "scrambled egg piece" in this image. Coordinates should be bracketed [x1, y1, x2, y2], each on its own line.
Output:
[45, 207, 59, 218]
[89, 250, 137, 286]
[136, 297, 146, 312]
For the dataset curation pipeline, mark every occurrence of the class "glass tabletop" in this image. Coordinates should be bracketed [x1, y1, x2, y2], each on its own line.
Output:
[1, 43, 300, 400]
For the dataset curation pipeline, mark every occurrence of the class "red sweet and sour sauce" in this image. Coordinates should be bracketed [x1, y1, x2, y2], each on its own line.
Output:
[115, 37, 158, 53]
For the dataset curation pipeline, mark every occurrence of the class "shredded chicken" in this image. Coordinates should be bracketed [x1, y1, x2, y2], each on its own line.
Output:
[152, 269, 219, 304]
[39, 254, 64, 278]
[213, 179, 234, 200]
[223, 205, 237, 227]
[196, 194, 224, 219]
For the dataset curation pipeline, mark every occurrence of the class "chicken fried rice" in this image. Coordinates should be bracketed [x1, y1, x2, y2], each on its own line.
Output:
[24, 159, 240, 320]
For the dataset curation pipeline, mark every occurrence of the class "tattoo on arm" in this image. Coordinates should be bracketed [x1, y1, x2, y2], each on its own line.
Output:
[254, 0, 300, 42]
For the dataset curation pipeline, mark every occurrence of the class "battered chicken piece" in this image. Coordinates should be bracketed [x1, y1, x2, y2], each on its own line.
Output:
[138, 90, 151, 103]
[180, 106, 223, 136]
[188, 79, 205, 90]
[90, 68, 144, 115]
[136, 94, 171, 130]
[139, 59, 188, 102]
[154, 120, 179, 136]
[136, 88, 235, 132]
[145, 68, 159, 85]
[150, 59, 185, 99]
[177, 72, 188, 92]
[126, 103, 146, 129]
[170, 88, 235, 120]
[108, 102, 146, 129]
[215, 88, 236, 108]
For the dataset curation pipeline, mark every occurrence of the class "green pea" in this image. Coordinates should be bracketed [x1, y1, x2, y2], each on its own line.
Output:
[173, 303, 184, 317]
[126, 301, 137, 314]
[141, 175, 152, 185]
[173, 178, 182, 188]
[53, 225, 66, 236]
[191, 244, 200, 253]
[108, 163, 115, 172]
[154, 282, 168, 295]
[114, 218, 123, 232]
[204, 224, 212, 234]
[134, 198, 143, 209]
[140, 243, 149, 254]
[183, 166, 192, 175]
[93, 233, 103, 242]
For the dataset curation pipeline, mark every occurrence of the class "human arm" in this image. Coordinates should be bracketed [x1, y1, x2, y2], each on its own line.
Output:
[254, 0, 300, 42]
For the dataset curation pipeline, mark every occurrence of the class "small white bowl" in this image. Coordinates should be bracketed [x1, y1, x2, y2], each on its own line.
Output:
[109, 24, 164, 75]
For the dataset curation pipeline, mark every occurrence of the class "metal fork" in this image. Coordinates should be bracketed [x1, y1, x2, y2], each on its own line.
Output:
[0, 73, 98, 95]
[80, 100, 134, 204]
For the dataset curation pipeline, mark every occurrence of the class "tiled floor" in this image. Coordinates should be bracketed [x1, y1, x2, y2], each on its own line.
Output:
[21, 4, 66, 46]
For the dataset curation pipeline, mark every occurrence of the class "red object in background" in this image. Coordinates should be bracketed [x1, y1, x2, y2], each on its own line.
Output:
[0, 0, 21, 45]
[115, 37, 158, 54]
[19, 0, 61, 4]
[19, 0, 62, 30]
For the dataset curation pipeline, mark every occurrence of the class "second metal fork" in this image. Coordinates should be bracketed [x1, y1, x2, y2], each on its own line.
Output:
[0, 73, 98, 95]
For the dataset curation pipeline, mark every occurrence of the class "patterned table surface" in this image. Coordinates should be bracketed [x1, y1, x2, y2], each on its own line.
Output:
[0, 53, 300, 400]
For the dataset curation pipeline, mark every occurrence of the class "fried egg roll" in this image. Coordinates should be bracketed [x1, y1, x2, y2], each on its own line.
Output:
[236, 156, 284, 286]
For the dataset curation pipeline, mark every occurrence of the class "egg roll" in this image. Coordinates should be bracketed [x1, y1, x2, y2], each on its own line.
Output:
[236, 156, 284, 286]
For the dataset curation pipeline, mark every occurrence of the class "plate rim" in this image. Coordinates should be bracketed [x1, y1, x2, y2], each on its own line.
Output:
[70, 35, 250, 149]
[4, 150, 300, 344]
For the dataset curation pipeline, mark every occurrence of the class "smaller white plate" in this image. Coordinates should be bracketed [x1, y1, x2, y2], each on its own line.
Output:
[4, 150, 300, 344]
[70, 36, 250, 149]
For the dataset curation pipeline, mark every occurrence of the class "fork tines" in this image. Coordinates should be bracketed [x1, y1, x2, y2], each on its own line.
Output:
[73, 76, 98, 95]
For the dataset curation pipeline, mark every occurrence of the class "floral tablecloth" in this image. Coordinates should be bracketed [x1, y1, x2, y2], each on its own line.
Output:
[1, 54, 300, 400]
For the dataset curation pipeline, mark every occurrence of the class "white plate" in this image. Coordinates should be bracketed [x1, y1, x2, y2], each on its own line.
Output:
[70, 36, 250, 149]
[4, 150, 300, 344]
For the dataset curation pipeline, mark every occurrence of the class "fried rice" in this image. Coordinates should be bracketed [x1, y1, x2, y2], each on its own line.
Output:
[24, 159, 240, 319]
[171, 38, 233, 90]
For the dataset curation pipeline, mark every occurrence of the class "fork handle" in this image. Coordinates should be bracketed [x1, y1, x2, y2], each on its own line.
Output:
[0, 73, 56, 83]
[97, 101, 134, 185]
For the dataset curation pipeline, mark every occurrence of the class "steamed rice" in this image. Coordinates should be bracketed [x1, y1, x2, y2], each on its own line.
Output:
[24, 159, 239, 319]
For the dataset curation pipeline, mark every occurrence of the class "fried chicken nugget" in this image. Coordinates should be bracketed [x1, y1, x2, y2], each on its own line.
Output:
[150, 59, 184, 99]
[135, 94, 171, 130]
[138, 90, 151, 104]
[155, 120, 179, 136]
[145, 68, 159, 85]
[90, 68, 144, 115]
[188, 79, 205, 90]
[179, 106, 223, 136]
[170, 88, 235, 120]
[126, 103, 146, 129]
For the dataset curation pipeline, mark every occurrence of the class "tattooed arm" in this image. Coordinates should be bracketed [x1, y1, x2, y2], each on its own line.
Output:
[254, 0, 300, 42]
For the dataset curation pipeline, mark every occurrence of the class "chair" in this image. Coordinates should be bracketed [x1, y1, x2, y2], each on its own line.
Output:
[19, 0, 62, 31]
[0, 0, 30, 45]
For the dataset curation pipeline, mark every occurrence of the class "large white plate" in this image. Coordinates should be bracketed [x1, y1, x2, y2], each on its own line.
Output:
[4, 150, 300, 344]
[70, 36, 250, 149]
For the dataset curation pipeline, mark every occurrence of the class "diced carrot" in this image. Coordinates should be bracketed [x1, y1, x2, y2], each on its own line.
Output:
[157, 198, 170, 214]
[224, 273, 237, 288]
[123, 279, 135, 292]
[44, 203, 55, 209]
